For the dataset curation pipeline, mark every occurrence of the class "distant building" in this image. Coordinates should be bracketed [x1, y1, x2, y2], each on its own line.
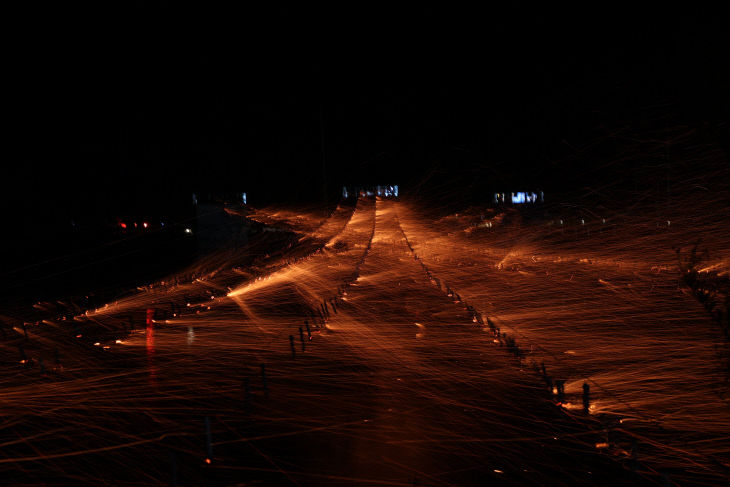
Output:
[494, 191, 544, 205]
[343, 185, 399, 199]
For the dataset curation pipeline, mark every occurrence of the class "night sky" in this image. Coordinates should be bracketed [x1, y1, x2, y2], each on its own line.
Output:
[6, 3, 728, 224]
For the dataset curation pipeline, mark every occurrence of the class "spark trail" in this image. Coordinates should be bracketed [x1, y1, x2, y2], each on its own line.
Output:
[395, 200, 730, 485]
[0, 196, 724, 485]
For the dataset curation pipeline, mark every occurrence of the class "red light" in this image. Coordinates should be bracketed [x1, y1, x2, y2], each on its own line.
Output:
[120, 223, 127, 229]
[143, 222, 148, 228]
[134, 222, 138, 228]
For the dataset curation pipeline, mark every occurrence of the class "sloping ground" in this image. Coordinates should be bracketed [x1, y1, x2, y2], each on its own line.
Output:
[396, 199, 730, 485]
[0, 198, 651, 485]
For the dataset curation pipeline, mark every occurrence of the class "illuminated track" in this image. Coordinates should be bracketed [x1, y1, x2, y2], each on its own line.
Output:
[0, 198, 726, 485]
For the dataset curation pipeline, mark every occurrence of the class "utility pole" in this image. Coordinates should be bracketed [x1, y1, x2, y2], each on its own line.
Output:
[320, 103, 327, 210]
[665, 141, 671, 218]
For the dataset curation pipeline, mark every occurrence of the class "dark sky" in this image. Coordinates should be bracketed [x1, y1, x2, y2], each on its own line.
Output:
[5, 3, 729, 219]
